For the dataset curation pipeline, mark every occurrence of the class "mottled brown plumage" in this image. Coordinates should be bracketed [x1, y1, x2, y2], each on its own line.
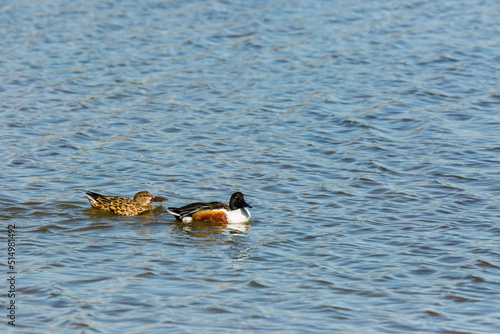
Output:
[85, 190, 166, 216]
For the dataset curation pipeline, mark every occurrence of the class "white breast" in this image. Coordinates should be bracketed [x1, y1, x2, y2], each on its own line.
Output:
[225, 208, 251, 224]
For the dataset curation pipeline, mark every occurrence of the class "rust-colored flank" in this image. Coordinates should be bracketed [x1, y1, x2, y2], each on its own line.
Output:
[191, 211, 228, 223]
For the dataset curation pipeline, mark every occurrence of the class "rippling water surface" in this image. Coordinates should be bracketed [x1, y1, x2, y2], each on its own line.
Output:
[2, 0, 500, 333]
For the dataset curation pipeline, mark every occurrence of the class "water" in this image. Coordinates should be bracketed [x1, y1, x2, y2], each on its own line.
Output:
[1, 0, 500, 332]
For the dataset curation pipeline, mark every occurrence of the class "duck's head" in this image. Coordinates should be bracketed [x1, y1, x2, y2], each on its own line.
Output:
[229, 192, 252, 210]
[134, 191, 167, 206]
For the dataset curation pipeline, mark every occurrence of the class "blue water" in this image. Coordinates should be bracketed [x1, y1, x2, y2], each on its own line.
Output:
[1, 0, 500, 332]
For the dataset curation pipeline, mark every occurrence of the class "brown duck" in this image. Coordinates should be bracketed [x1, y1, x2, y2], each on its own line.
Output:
[85, 190, 167, 216]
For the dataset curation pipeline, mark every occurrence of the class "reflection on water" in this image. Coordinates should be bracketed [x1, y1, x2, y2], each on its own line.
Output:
[172, 221, 251, 238]
[2, 0, 500, 332]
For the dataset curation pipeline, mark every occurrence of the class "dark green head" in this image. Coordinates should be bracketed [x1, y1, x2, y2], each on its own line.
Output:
[229, 192, 252, 210]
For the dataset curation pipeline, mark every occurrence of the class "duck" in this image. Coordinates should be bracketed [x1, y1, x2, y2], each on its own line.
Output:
[167, 192, 252, 224]
[85, 190, 167, 216]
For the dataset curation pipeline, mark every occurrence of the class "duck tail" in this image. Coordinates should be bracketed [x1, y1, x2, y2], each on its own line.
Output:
[167, 207, 181, 216]
[85, 191, 104, 206]
[85, 191, 103, 199]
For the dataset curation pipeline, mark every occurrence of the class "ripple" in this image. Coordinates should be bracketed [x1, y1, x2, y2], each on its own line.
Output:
[2, 0, 500, 333]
